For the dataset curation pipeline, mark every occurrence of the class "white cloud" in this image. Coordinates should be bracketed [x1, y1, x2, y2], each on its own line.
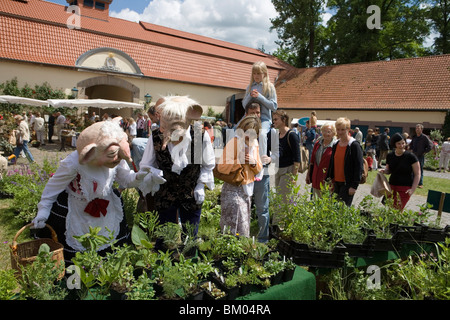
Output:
[110, 0, 280, 53]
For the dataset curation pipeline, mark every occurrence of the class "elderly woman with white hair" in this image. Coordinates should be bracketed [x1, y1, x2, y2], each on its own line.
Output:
[33, 119, 148, 261]
[306, 122, 336, 197]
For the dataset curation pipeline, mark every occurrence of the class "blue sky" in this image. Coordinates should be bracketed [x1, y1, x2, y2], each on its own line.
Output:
[48, 0, 151, 13]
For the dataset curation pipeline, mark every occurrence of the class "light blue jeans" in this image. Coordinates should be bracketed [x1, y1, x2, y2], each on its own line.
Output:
[13, 140, 35, 163]
[253, 167, 270, 243]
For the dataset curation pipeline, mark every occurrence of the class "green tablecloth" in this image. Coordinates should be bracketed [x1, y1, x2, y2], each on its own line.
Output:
[237, 267, 316, 300]
[354, 243, 438, 268]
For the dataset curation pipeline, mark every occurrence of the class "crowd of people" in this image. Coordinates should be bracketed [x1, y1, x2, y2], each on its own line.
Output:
[8, 60, 443, 261]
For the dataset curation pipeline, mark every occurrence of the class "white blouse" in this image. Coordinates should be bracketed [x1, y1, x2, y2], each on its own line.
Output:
[37, 151, 140, 251]
[139, 126, 215, 194]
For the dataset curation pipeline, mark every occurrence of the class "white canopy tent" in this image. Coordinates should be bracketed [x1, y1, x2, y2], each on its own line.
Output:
[0, 95, 49, 107]
[47, 99, 144, 109]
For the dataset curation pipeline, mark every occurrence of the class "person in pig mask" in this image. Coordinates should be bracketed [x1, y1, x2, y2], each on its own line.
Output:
[138, 95, 215, 249]
[33, 119, 148, 260]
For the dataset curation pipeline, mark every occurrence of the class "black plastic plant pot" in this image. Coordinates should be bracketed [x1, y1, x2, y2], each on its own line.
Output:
[341, 231, 377, 258]
[393, 224, 426, 246]
[292, 243, 346, 268]
[270, 271, 284, 286]
[418, 224, 450, 243]
[282, 268, 295, 282]
[210, 276, 239, 300]
[373, 237, 395, 252]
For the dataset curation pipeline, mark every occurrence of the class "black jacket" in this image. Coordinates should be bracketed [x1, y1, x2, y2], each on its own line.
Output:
[327, 137, 364, 190]
[411, 134, 433, 157]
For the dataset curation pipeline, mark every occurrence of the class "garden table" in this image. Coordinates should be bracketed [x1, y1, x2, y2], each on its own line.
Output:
[237, 266, 316, 300]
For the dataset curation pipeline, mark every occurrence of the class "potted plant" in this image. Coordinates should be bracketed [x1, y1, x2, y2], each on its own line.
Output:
[18, 243, 67, 300]
[282, 257, 296, 282]
[125, 272, 156, 300]
[211, 271, 240, 300]
[264, 252, 285, 286]
[155, 222, 182, 252]
[201, 281, 227, 300]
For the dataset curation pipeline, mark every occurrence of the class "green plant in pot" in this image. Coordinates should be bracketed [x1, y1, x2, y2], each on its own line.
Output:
[18, 243, 67, 300]
[155, 222, 182, 251]
[96, 245, 135, 299]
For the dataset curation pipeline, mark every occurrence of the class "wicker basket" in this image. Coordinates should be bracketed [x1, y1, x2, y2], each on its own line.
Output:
[10, 223, 64, 278]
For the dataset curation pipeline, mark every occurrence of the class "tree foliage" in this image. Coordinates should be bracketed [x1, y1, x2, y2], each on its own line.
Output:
[271, 0, 444, 66]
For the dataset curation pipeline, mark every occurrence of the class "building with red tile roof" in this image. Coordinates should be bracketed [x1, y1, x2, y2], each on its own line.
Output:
[275, 54, 449, 137]
[1, 0, 448, 138]
[0, 0, 289, 119]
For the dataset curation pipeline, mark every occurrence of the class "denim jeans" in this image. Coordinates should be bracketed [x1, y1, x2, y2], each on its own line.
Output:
[253, 172, 270, 243]
[13, 140, 34, 163]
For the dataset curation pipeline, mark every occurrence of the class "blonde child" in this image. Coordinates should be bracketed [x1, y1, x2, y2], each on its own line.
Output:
[310, 111, 317, 128]
[241, 61, 277, 160]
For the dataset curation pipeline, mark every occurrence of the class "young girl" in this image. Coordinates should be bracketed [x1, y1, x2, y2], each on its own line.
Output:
[217, 115, 263, 237]
[242, 61, 277, 157]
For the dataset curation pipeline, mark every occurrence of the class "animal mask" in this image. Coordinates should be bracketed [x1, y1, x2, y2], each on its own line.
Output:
[76, 119, 132, 166]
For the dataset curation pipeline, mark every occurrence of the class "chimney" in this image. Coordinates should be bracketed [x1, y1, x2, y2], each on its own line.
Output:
[66, 0, 112, 21]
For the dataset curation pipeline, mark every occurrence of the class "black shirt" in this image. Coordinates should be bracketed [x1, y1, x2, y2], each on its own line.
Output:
[279, 130, 301, 168]
[386, 151, 418, 186]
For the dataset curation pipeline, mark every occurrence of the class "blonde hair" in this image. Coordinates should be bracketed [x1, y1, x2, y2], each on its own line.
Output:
[247, 61, 275, 98]
[237, 115, 262, 135]
[335, 117, 351, 129]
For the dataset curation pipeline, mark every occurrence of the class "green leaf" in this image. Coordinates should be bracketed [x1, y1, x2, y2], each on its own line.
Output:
[131, 224, 150, 247]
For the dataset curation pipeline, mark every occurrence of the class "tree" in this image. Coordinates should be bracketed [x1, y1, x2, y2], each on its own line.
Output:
[443, 110, 450, 139]
[428, 0, 450, 54]
[322, 0, 431, 65]
[270, 0, 326, 68]
[271, 0, 433, 66]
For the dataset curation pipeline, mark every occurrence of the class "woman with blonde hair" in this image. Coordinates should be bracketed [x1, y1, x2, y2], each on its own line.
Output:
[327, 117, 364, 206]
[217, 115, 263, 237]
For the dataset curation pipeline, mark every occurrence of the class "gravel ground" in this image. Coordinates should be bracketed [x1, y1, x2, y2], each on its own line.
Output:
[8, 141, 450, 228]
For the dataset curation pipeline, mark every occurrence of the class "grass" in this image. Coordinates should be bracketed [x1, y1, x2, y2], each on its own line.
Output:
[0, 198, 33, 271]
